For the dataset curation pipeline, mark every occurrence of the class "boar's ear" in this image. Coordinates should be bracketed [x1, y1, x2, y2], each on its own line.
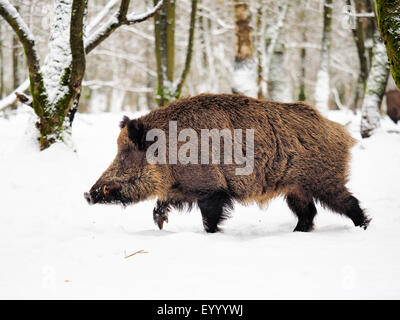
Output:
[127, 119, 147, 151]
[120, 116, 130, 129]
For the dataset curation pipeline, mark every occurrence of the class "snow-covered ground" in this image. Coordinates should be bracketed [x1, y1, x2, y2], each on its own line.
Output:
[1, 105, 400, 299]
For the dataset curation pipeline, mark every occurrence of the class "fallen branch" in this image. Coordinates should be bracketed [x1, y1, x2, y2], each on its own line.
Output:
[124, 249, 148, 259]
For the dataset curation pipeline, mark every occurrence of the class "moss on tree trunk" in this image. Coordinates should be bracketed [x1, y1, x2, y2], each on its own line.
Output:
[375, 0, 400, 89]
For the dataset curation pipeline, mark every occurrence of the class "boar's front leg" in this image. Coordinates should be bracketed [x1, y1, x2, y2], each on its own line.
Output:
[197, 191, 233, 233]
[153, 200, 171, 230]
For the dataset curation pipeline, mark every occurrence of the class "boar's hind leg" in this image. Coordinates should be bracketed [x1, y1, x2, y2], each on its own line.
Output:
[197, 191, 233, 233]
[286, 193, 317, 232]
[315, 187, 371, 230]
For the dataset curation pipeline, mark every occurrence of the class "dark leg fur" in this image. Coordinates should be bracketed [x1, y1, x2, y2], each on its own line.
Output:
[315, 187, 371, 230]
[286, 194, 317, 232]
[197, 191, 233, 233]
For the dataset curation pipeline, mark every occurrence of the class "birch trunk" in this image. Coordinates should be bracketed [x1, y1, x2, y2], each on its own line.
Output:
[268, 40, 292, 102]
[264, 1, 289, 95]
[315, 0, 333, 114]
[360, 29, 390, 138]
[231, 0, 257, 98]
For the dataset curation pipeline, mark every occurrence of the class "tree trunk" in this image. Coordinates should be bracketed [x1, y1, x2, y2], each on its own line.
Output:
[154, 0, 176, 106]
[268, 40, 292, 102]
[348, 0, 371, 111]
[263, 1, 289, 98]
[360, 29, 390, 138]
[198, 3, 208, 69]
[12, 35, 19, 90]
[298, 7, 307, 101]
[256, 1, 264, 99]
[315, 0, 333, 114]
[154, 0, 197, 106]
[0, 23, 3, 98]
[231, 0, 257, 98]
[375, 0, 400, 89]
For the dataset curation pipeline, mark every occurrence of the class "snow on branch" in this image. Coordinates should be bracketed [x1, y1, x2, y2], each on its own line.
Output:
[85, 0, 166, 54]
[87, 0, 119, 33]
[126, 0, 166, 25]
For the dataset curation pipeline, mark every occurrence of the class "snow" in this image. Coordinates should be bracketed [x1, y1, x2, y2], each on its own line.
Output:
[1, 107, 400, 299]
[315, 68, 330, 114]
[232, 58, 258, 98]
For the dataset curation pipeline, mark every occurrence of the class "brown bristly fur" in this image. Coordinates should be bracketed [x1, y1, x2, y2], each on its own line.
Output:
[87, 93, 370, 233]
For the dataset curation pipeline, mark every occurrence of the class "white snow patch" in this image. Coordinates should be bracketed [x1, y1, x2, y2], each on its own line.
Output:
[1, 108, 400, 299]
[232, 58, 258, 98]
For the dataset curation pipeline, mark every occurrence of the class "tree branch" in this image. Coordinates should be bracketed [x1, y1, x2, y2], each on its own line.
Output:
[85, 0, 131, 54]
[125, 0, 166, 25]
[85, 0, 166, 54]
[87, 0, 119, 33]
[0, 79, 29, 111]
[15, 92, 32, 107]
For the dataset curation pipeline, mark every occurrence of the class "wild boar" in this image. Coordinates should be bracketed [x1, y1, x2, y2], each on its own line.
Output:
[84, 94, 370, 233]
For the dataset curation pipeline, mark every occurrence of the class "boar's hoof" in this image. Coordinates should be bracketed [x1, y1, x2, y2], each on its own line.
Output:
[153, 209, 168, 230]
[293, 223, 314, 232]
[156, 215, 168, 230]
[204, 226, 220, 233]
[358, 217, 371, 230]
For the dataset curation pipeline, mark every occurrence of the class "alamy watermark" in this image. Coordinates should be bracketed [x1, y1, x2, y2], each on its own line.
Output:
[145, 121, 255, 176]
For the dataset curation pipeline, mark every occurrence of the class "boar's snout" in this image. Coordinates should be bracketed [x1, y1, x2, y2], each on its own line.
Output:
[84, 192, 93, 205]
[84, 182, 122, 205]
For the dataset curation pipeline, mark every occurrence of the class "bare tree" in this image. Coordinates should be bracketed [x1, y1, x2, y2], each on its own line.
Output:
[0, 0, 166, 150]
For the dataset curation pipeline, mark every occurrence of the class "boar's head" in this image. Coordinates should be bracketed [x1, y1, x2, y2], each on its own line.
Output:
[84, 116, 165, 206]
